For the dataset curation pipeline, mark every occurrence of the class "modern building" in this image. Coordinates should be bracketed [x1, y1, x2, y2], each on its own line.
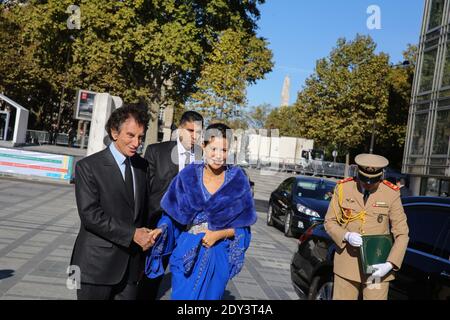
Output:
[403, 0, 450, 196]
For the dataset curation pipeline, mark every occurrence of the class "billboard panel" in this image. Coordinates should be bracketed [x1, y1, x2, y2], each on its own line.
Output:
[0, 147, 74, 182]
[75, 89, 96, 121]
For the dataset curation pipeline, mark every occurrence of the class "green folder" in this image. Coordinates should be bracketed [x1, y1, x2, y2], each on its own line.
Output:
[359, 234, 393, 274]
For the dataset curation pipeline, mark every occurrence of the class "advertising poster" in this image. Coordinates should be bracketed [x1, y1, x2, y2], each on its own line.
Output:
[75, 89, 96, 121]
[0, 147, 74, 182]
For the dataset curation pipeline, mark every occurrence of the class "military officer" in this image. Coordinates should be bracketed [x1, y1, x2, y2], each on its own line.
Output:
[324, 153, 409, 300]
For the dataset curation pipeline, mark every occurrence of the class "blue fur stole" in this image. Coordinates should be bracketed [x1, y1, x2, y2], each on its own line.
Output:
[160, 163, 257, 230]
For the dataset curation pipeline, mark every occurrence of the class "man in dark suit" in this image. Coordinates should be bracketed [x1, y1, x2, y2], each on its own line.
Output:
[70, 105, 155, 300]
[137, 110, 203, 300]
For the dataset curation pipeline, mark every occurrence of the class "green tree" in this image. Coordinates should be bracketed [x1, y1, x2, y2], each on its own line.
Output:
[284, 35, 415, 165]
[374, 44, 416, 167]
[222, 117, 249, 130]
[265, 105, 297, 136]
[0, 4, 61, 130]
[294, 35, 390, 156]
[245, 103, 272, 129]
[0, 0, 271, 145]
[188, 28, 273, 121]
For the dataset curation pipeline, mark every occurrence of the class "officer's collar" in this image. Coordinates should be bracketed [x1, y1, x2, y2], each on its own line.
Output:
[356, 179, 380, 195]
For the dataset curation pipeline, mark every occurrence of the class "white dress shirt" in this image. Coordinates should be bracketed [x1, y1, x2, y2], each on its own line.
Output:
[176, 136, 195, 172]
[109, 142, 135, 196]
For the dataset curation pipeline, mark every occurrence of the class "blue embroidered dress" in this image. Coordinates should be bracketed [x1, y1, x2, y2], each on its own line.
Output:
[144, 163, 256, 300]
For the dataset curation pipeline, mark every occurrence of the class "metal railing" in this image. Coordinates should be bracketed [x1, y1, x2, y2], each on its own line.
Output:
[26, 130, 88, 148]
[241, 156, 357, 178]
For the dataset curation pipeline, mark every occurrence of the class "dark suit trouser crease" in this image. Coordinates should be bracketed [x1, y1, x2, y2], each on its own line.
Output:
[77, 282, 138, 300]
[77, 258, 138, 300]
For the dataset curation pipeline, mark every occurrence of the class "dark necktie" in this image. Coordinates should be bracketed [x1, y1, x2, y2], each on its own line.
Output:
[124, 157, 134, 203]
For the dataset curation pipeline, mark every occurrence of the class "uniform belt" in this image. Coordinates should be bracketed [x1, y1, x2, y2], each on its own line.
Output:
[186, 222, 208, 235]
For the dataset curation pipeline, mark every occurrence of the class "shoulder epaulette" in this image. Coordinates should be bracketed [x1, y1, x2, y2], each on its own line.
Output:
[337, 177, 353, 184]
[383, 180, 400, 191]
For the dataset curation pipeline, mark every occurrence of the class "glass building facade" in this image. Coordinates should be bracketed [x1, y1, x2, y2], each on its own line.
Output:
[403, 0, 450, 196]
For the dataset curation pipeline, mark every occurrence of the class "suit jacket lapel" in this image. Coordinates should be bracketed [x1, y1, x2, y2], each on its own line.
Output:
[103, 148, 134, 210]
[169, 141, 180, 174]
[131, 157, 144, 222]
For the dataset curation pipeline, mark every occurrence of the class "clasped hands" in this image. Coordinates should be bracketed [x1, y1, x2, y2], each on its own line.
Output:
[344, 232, 393, 278]
[134, 227, 231, 251]
[133, 227, 163, 251]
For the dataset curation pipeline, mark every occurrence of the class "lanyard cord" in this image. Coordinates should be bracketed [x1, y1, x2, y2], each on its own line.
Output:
[333, 183, 366, 234]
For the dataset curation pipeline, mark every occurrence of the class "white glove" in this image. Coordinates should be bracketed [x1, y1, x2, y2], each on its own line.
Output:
[371, 262, 393, 278]
[344, 232, 362, 247]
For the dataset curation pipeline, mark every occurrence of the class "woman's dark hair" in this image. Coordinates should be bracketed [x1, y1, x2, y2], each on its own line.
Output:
[204, 123, 232, 146]
[180, 111, 204, 127]
[105, 104, 149, 140]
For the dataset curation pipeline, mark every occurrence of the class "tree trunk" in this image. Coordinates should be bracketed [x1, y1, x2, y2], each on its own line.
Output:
[162, 103, 174, 142]
[143, 79, 174, 150]
[143, 100, 160, 151]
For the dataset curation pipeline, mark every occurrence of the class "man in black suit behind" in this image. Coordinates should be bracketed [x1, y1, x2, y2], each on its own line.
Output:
[138, 111, 203, 300]
[70, 105, 155, 300]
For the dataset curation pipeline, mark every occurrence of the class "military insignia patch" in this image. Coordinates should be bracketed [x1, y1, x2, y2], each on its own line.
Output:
[338, 177, 353, 184]
[365, 167, 377, 173]
[373, 201, 388, 208]
[383, 180, 400, 191]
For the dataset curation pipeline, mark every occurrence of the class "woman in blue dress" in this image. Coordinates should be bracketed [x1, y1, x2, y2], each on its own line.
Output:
[144, 123, 257, 300]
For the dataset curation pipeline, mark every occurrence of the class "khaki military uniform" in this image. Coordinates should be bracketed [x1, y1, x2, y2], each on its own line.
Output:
[324, 178, 409, 300]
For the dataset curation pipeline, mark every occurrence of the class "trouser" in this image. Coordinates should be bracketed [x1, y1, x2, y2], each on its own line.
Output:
[333, 274, 389, 300]
[77, 281, 138, 300]
[77, 258, 138, 300]
[136, 255, 170, 300]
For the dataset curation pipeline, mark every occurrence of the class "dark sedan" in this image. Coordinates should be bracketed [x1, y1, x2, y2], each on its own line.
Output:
[267, 176, 336, 237]
[290, 196, 450, 300]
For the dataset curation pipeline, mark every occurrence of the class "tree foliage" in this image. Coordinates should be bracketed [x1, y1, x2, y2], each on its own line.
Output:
[189, 28, 273, 121]
[265, 105, 297, 136]
[0, 4, 61, 130]
[265, 35, 416, 166]
[210, 103, 274, 131]
[0, 0, 272, 143]
[244, 103, 272, 129]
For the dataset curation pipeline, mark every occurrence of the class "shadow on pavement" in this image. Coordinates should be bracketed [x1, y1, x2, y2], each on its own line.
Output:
[0, 269, 14, 280]
[222, 289, 236, 300]
[254, 198, 269, 213]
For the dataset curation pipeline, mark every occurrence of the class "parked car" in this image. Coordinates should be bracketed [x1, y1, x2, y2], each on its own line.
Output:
[290, 196, 450, 300]
[267, 176, 336, 237]
[384, 167, 409, 186]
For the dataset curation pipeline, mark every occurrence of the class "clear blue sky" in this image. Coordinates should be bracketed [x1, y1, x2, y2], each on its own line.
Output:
[246, 0, 425, 108]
